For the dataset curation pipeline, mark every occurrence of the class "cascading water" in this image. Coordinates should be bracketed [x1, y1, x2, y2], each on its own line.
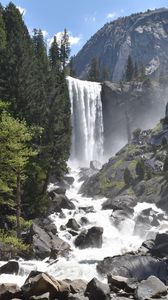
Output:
[67, 76, 104, 165]
[1, 77, 168, 288]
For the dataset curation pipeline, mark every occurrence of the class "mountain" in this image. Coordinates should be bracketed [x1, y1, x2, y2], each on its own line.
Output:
[73, 8, 168, 82]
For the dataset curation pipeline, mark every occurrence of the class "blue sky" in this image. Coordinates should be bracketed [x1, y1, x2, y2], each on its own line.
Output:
[1, 0, 168, 55]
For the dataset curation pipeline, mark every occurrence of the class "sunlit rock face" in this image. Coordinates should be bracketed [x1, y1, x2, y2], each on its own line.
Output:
[73, 8, 168, 81]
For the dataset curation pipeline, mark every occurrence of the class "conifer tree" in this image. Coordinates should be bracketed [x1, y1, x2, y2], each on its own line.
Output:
[0, 3, 36, 121]
[60, 28, 70, 70]
[88, 57, 100, 82]
[125, 55, 134, 82]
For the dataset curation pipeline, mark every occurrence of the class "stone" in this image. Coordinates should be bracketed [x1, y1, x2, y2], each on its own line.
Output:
[0, 260, 19, 275]
[30, 292, 50, 300]
[135, 276, 167, 300]
[22, 271, 70, 299]
[66, 218, 80, 231]
[75, 227, 103, 249]
[97, 254, 168, 284]
[0, 283, 21, 300]
[85, 277, 110, 300]
[108, 274, 137, 293]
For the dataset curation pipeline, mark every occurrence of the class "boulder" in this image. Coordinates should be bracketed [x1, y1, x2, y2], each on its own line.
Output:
[0, 283, 21, 300]
[102, 194, 137, 212]
[150, 232, 168, 258]
[66, 219, 80, 231]
[29, 221, 70, 259]
[22, 271, 70, 299]
[97, 254, 168, 284]
[75, 227, 103, 249]
[48, 193, 75, 214]
[80, 217, 89, 226]
[65, 279, 87, 294]
[107, 274, 137, 293]
[135, 276, 167, 300]
[85, 277, 110, 300]
[0, 260, 19, 275]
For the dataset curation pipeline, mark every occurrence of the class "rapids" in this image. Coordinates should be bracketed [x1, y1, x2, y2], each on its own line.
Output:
[1, 165, 168, 286]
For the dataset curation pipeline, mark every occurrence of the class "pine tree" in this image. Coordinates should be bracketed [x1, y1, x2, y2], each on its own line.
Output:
[136, 159, 145, 180]
[124, 168, 133, 186]
[49, 36, 60, 71]
[88, 57, 100, 82]
[0, 110, 37, 238]
[60, 28, 70, 70]
[125, 55, 134, 82]
[0, 3, 36, 121]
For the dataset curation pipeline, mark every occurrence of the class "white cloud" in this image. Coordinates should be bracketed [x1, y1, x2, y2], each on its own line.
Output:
[17, 6, 26, 16]
[106, 12, 117, 20]
[47, 31, 81, 48]
[84, 15, 96, 23]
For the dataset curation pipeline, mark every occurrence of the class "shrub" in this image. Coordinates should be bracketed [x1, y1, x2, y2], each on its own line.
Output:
[136, 159, 145, 180]
[124, 168, 133, 186]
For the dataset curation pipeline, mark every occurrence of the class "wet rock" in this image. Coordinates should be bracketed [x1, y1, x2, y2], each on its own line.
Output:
[80, 217, 89, 225]
[79, 206, 95, 213]
[0, 260, 19, 275]
[0, 283, 21, 300]
[138, 239, 155, 254]
[66, 218, 80, 231]
[75, 227, 103, 249]
[64, 176, 75, 186]
[135, 276, 167, 300]
[97, 254, 168, 284]
[68, 230, 79, 236]
[150, 232, 168, 258]
[107, 274, 137, 293]
[102, 194, 136, 212]
[85, 277, 110, 300]
[48, 193, 75, 214]
[22, 271, 70, 299]
[29, 221, 70, 259]
[133, 214, 152, 237]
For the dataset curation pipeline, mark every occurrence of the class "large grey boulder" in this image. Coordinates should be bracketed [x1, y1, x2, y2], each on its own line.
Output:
[97, 254, 168, 284]
[75, 227, 103, 249]
[135, 276, 167, 300]
[85, 277, 110, 300]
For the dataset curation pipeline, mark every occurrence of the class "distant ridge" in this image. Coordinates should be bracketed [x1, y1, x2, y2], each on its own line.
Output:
[73, 8, 168, 82]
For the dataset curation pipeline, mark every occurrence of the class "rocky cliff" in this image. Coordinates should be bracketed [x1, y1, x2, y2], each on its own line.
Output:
[101, 79, 167, 157]
[73, 8, 168, 81]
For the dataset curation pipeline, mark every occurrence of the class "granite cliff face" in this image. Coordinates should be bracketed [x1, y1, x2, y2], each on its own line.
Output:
[102, 80, 167, 157]
[73, 8, 168, 81]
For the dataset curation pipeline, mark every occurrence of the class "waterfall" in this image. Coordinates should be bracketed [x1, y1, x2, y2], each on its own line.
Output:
[67, 76, 104, 165]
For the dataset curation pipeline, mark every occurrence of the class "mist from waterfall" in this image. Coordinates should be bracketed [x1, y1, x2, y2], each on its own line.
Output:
[67, 76, 104, 166]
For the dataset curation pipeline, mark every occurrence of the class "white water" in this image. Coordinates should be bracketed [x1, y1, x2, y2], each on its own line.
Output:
[1, 166, 168, 287]
[67, 76, 104, 166]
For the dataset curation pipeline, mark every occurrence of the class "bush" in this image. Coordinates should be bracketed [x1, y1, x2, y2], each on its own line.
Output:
[136, 159, 145, 180]
[124, 168, 133, 186]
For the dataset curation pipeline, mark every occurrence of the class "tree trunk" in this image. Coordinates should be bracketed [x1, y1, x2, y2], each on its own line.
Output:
[16, 174, 21, 239]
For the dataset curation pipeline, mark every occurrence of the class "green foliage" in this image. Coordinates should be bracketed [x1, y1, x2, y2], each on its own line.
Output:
[136, 159, 145, 180]
[124, 167, 133, 186]
[0, 230, 29, 252]
[7, 215, 32, 231]
[132, 128, 141, 141]
[88, 57, 100, 82]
